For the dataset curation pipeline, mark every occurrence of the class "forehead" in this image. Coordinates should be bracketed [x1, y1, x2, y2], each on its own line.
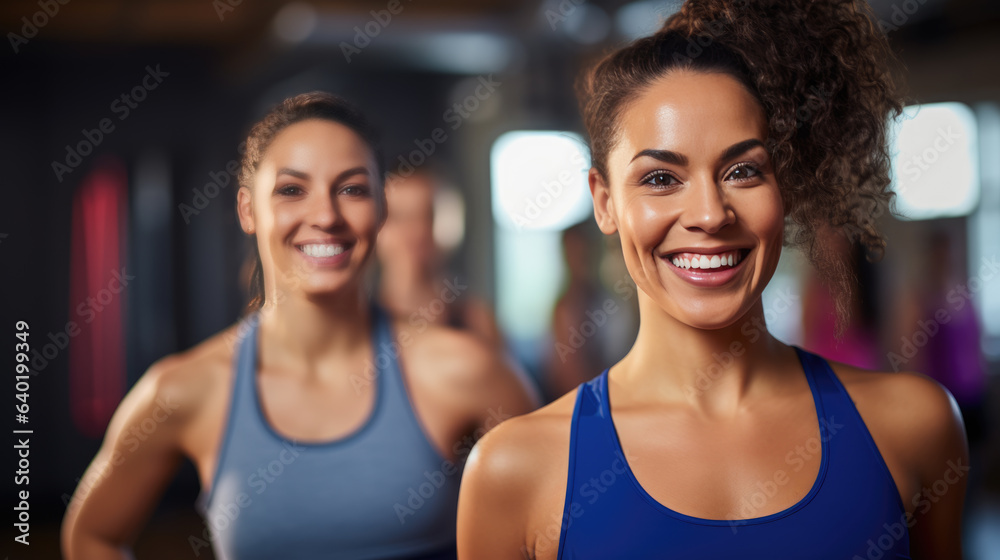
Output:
[616, 70, 767, 159]
[263, 118, 374, 166]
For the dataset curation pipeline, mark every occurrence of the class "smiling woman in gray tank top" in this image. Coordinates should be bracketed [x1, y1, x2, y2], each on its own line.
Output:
[62, 92, 538, 560]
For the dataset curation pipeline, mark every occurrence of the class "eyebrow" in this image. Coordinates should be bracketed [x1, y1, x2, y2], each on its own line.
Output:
[718, 139, 766, 164]
[275, 166, 371, 183]
[629, 138, 766, 167]
[630, 149, 687, 166]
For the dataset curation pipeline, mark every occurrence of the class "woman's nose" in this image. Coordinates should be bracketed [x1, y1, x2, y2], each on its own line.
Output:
[678, 177, 736, 234]
[310, 192, 345, 229]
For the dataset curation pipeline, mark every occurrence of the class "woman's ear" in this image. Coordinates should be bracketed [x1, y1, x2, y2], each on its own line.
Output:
[589, 168, 618, 235]
[237, 186, 255, 234]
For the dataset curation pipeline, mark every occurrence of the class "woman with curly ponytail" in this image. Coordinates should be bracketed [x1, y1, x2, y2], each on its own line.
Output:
[458, 1, 967, 558]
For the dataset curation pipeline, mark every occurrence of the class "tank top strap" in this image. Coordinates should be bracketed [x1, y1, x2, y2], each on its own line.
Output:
[792, 346, 906, 513]
[793, 346, 840, 397]
[558, 369, 615, 559]
[793, 345, 865, 438]
[368, 303, 424, 430]
[196, 313, 263, 515]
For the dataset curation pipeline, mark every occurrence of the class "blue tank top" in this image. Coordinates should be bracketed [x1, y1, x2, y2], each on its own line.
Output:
[558, 347, 910, 559]
[199, 306, 460, 560]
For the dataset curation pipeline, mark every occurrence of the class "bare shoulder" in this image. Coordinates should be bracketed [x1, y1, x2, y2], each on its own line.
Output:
[829, 362, 962, 434]
[117, 324, 240, 432]
[458, 390, 578, 559]
[393, 319, 539, 406]
[826, 361, 967, 472]
[393, 319, 497, 383]
[464, 389, 577, 499]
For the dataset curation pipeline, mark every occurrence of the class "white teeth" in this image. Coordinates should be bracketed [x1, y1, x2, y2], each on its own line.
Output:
[668, 250, 744, 270]
[300, 244, 346, 258]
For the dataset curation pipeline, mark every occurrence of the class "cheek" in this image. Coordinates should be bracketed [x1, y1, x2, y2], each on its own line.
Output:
[268, 204, 299, 237]
[620, 195, 672, 252]
[346, 200, 380, 239]
[738, 185, 784, 250]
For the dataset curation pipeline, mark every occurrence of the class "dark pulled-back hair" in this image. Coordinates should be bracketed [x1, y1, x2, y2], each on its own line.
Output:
[578, 0, 904, 326]
[239, 91, 386, 313]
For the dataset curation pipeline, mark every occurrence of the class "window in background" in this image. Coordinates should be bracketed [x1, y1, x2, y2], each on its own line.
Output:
[491, 131, 592, 368]
[970, 103, 1000, 359]
[890, 102, 980, 220]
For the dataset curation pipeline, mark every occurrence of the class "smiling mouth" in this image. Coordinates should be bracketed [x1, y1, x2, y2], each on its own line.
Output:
[665, 249, 750, 270]
[296, 243, 350, 258]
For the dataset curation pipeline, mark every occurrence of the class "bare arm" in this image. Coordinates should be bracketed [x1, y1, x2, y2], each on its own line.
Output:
[61, 362, 189, 559]
[458, 393, 575, 560]
[458, 423, 533, 560]
[905, 377, 969, 560]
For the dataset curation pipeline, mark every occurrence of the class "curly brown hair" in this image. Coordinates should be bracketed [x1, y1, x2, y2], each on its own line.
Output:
[578, 0, 904, 327]
[238, 91, 386, 313]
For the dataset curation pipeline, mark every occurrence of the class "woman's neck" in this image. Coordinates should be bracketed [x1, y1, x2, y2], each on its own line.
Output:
[613, 291, 795, 415]
[255, 288, 373, 374]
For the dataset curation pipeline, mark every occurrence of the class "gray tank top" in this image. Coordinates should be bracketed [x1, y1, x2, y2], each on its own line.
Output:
[198, 306, 460, 559]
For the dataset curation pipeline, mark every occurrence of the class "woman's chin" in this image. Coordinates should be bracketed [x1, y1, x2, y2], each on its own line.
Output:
[658, 299, 754, 332]
[296, 278, 361, 301]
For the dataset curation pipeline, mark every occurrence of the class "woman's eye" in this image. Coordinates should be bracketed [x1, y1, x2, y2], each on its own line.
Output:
[643, 172, 678, 188]
[276, 185, 303, 196]
[341, 185, 369, 196]
[727, 163, 760, 182]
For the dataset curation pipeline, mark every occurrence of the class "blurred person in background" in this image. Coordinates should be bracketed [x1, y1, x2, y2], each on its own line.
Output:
[545, 221, 637, 400]
[458, 1, 968, 558]
[376, 170, 505, 349]
[62, 92, 536, 560]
